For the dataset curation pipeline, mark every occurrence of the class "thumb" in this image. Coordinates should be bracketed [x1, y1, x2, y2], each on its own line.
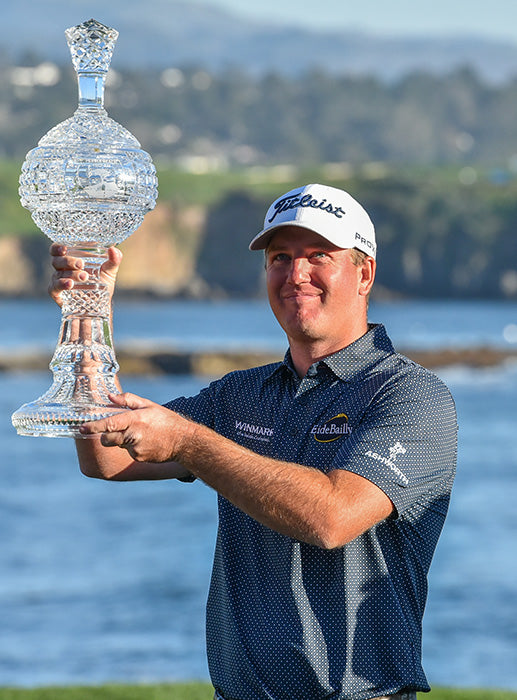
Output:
[100, 246, 123, 284]
[106, 245, 123, 268]
[109, 392, 155, 410]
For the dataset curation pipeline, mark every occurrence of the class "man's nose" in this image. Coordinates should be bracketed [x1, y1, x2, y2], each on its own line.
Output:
[288, 257, 311, 284]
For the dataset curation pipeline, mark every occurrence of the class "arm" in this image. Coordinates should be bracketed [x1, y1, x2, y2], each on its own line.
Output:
[176, 420, 394, 549]
[80, 392, 394, 548]
[75, 433, 192, 482]
[49, 243, 192, 483]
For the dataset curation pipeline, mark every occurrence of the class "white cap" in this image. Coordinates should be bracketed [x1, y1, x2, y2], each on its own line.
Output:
[249, 183, 376, 259]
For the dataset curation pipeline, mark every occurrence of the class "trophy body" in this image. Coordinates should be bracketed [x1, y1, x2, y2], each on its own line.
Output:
[11, 19, 158, 437]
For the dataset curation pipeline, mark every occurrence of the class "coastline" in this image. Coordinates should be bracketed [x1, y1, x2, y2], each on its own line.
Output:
[1, 345, 516, 376]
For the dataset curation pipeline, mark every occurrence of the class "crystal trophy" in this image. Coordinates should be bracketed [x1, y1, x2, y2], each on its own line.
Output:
[11, 19, 158, 437]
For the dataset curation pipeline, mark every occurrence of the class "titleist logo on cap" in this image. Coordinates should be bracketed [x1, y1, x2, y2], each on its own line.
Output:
[268, 194, 346, 224]
[249, 183, 377, 258]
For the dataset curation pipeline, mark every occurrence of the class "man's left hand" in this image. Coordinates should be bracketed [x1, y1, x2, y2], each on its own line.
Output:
[79, 392, 191, 463]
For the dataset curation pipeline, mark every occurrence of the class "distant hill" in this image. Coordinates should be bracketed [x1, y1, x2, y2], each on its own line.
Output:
[3, 0, 517, 82]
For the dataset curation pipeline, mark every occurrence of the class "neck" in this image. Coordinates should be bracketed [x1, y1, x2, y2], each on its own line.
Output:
[289, 325, 369, 377]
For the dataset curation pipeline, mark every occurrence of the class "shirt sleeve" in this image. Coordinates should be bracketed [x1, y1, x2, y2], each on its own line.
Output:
[333, 365, 458, 516]
[163, 381, 218, 429]
[162, 381, 220, 482]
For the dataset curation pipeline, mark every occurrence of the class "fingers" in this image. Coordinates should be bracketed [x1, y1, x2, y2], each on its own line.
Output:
[48, 245, 121, 306]
[50, 244, 84, 273]
[108, 392, 155, 410]
[48, 244, 87, 303]
[79, 406, 142, 458]
[49, 244, 121, 281]
[100, 431, 129, 448]
[105, 246, 123, 270]
[79, 411, 131, 438]
[78, 393, 154, 437]
[99, 246, 122, 286]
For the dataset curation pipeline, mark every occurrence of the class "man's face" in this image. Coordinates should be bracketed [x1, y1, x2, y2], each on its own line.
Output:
[265, 226, 375, 349]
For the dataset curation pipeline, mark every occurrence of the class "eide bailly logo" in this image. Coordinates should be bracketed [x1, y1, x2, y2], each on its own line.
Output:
[311, 413, 352, 443]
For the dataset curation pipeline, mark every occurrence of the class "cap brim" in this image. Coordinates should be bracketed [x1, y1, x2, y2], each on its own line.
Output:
[249, 222, 331, 251]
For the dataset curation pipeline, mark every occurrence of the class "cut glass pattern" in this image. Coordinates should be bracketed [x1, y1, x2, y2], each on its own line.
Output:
[64, 19, 119, 75]
[12, 19, 158, 437]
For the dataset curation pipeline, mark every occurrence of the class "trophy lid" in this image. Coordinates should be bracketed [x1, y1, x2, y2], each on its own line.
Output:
[65, 19, 119, 75]
[19, 17, 158, 247]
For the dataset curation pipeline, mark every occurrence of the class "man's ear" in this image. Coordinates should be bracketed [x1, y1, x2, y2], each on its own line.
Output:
[358, 257, 376, 297]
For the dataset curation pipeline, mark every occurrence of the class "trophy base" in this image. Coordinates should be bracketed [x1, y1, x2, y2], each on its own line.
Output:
[12, 399, 125, 438]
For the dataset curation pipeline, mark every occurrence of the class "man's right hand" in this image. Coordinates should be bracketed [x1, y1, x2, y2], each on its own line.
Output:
[49, 243, 123, 307]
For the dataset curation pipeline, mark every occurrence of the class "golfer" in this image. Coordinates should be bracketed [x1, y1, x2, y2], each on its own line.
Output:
[50, 183, 457, 700]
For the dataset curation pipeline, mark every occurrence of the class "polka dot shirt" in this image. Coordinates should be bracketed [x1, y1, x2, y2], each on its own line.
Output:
[165, 324, 458, 700]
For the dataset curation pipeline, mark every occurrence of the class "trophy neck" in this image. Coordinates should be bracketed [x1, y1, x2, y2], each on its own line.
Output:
[77, 71, 106, 109]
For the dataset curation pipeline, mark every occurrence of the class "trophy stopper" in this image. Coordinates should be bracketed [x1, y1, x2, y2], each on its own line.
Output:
[65, 19, 119, 109]
[65, 19, 119, 75]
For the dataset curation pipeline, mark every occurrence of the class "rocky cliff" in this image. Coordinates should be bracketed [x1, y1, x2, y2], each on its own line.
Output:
[3, 178, 517, 301]
[0, 202, 209, 299]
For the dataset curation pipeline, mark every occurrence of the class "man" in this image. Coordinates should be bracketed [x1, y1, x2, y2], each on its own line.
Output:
[50, 183, 457, 700]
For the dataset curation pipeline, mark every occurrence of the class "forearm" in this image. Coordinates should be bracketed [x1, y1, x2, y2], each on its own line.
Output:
[178, 422, 344, 547]
[75, 435, 191, 481]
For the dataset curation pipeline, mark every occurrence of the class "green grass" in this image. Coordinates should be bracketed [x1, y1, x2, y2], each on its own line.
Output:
[0, 159, 38, 237]
[0, 684, 212, 700]
[3, 156, 516, 239]
[0, 685, 515, 700]
[428, 690, 517, 699]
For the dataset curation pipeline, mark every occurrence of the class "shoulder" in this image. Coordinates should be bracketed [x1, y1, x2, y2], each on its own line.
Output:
[364, 351, 457, 424]
[214, 360, 285, 390]
[394, 353, 455, 401]
[374, 347, 453, 393]
[350, 324, 454, 407]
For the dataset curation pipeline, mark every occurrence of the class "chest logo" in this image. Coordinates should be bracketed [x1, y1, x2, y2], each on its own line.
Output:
[235, 420, 274, 443]
[311, 413, 352, 443]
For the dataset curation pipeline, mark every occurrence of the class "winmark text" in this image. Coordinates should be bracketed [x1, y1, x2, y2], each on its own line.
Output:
[235, 420, 274, 443]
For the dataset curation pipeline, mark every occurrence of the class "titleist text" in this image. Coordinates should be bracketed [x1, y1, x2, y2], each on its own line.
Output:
[268, 194, 345, 223]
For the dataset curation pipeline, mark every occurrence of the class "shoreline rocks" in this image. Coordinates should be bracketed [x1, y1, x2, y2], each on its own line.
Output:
[1, 345, 516, 377]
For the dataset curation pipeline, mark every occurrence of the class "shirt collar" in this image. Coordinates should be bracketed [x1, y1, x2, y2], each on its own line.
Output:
[277, 324, 395, 383]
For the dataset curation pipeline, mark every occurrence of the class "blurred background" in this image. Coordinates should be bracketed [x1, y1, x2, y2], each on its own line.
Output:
[1, 0, 516, 692]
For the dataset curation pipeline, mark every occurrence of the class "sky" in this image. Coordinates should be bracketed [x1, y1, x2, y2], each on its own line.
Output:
[193, 0, 517, 42]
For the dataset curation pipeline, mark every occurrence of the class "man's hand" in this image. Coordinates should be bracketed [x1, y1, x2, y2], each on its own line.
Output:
[79, 392, 193, 463]
[49, 243, 123, 307]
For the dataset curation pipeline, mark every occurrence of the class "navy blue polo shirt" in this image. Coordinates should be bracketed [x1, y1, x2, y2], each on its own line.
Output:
[165, 324, 458, 700]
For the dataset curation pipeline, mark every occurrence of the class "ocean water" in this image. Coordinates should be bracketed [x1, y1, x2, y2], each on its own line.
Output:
[1, 297, 517, 354]
[0, 299, 516, 690]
